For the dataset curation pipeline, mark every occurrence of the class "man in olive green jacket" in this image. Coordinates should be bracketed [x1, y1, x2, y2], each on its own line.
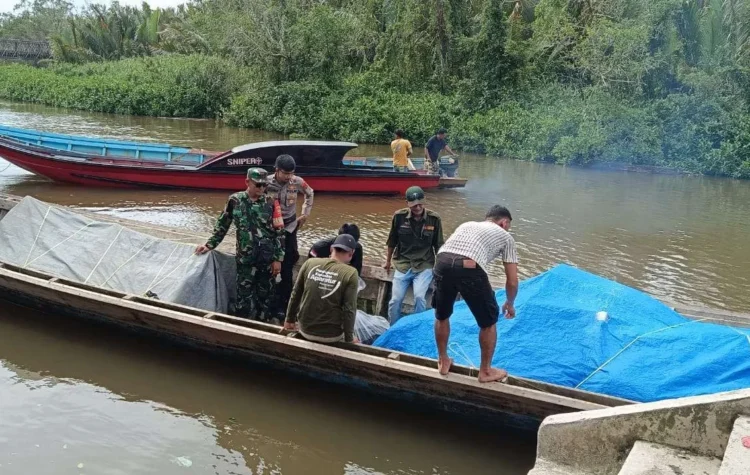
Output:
[284, 234, 359, 343]
[384, 186, 444, 324]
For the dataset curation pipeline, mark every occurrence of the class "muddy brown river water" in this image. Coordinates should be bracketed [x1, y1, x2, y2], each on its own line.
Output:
[1, 100, 749, 474]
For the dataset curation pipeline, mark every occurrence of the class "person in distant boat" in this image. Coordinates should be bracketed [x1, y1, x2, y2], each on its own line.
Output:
[308, 223, 364, 275]
[424, 128, 456, 175]
[384, 186, 444, 324]
[267, 154, 315, 321]
[284, 234, 360, 343]
[391, 129, 412, 173]
[432, 205, 519, 383]
[195, 167, 284, 322]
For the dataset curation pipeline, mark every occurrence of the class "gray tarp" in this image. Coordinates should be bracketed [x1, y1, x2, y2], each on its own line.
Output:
[0, 196, 236, 313]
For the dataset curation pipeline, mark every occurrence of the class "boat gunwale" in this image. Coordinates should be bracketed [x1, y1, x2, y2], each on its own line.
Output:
[0, 124, 188, 150]
[0, 129, 212, 165]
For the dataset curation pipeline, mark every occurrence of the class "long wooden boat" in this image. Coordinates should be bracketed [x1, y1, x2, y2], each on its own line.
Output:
[0, 125, 466, 193]
[0, 193, 630, 429]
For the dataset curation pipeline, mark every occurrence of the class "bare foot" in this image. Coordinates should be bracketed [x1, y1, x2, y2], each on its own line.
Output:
[478, 368, 508, 383]
[438, 357, 453, 376]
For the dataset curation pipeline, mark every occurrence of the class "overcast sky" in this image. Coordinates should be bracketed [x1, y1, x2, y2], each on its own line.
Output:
[0, 0, 189, 14]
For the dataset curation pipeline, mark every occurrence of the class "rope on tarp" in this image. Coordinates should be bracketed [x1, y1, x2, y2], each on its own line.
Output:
[98, 237, 156, 288]
[8, 199, 220, 301]
[23, 205, 51, 268]
[575, 318, 710, 389]
[98, 236, 199, 289]
[84, 226, 124, 284]
[24, 221, 95, 268]
[144, 251, 195, 295]
[145, 243, 180, 293]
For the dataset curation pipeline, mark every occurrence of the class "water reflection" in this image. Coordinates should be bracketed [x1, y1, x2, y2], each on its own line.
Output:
[0, 302, 534, 475]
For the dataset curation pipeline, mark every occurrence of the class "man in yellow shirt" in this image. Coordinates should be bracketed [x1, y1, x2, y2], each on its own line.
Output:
[391, 129, 412, 172]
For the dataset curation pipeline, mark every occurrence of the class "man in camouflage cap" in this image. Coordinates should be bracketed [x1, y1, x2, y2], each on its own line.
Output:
[196, 167, 284, 322]
[384, 186, 444, 324]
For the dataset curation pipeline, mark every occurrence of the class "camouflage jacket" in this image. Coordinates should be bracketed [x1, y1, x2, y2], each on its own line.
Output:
[206, 191, 284, 265]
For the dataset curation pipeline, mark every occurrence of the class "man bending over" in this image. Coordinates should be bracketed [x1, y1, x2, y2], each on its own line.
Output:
[431, 205, 518, 383]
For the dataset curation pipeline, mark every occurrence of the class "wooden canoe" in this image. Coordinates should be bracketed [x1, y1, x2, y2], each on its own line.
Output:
[0, 193, 633, 429]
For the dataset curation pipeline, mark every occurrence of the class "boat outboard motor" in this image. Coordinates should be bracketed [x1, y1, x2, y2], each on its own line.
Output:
[439, 156, 459, 177]
[275, 154, 296, 172]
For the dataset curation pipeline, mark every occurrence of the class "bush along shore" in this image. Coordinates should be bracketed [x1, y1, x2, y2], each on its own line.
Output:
[1, 0, 749, 178]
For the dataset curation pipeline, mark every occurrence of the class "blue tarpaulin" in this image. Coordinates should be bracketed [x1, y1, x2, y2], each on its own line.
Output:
[374, 264, 750, 402]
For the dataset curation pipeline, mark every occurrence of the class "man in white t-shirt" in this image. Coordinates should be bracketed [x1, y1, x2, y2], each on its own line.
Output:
[432, 205, 519, 383]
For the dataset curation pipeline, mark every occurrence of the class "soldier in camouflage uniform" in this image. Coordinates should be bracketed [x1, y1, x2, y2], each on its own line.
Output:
[195, 168, 284, 322]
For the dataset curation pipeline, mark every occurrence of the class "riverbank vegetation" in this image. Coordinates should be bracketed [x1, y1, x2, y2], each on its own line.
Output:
[1, 0, 749, 177]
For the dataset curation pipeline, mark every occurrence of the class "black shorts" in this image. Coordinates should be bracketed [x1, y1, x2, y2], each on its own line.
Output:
[432, 252, 499, 329]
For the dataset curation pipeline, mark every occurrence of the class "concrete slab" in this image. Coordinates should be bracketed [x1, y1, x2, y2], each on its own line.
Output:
[718, 415, 750, 475]
[618, 441, 721, 475]
[533, 389, 750, 474]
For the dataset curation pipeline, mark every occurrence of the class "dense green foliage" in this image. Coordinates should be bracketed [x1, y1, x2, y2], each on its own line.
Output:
[0, 56, 238, 117]
[1, 0, 750, 177]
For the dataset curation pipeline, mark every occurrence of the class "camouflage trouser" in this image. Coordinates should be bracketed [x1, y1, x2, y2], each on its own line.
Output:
[235, 262, 276, 322]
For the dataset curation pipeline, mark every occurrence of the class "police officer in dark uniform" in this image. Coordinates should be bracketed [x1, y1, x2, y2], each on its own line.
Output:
[383, 186, 444, 324]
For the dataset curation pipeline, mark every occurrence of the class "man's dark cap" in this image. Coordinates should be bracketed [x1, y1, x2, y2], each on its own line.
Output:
[332, 233, 356, 252]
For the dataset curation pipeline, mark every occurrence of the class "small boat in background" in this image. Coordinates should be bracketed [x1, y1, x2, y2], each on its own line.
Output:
[0, 125, 467, 194]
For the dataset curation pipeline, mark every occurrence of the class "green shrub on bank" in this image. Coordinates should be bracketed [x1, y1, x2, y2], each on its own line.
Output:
[224, 76, 456, 145]
[0, 56, 241, 118]
[225, 77, 750, 177]
[452, 87, 663, 166]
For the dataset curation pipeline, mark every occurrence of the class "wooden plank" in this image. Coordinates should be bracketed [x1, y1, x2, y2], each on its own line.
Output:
[375, 281, 389, 316]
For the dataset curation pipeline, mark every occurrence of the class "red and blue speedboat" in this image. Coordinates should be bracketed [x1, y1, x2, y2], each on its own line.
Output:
[0, 125, 465, 194]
